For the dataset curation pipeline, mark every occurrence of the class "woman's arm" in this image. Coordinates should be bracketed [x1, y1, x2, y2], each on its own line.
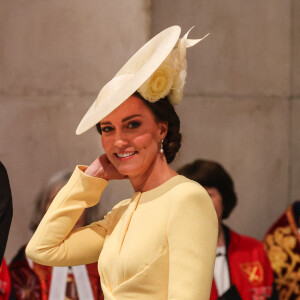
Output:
[167, 184, 218, 299]
[26, 165, 109, 266]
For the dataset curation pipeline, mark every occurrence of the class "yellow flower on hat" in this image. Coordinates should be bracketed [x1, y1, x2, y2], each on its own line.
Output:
[138, 60, 174, 103]
[138, 28, 209, 106]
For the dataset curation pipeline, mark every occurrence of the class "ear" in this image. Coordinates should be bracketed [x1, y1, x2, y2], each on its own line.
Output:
[158, 121, 168, 140]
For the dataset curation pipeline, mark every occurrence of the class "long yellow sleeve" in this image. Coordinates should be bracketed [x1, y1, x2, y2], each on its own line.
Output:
[26, 165, 109, 266]
[167, 183, 218, 299]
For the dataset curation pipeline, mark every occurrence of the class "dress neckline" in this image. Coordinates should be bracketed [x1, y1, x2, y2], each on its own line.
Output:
[131, 175, 189, 203]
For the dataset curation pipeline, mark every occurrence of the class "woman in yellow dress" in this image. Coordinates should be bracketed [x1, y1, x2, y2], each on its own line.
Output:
[26, 26, 218, 299]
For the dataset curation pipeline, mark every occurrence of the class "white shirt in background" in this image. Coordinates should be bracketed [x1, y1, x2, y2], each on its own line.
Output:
[214, 246, 231, 296]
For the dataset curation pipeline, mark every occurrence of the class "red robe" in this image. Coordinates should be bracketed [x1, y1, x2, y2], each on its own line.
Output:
[210, 226, 274, 300]
[0, 259, 11, 300]
[263, 201, 300, 300]
[9, 246, 104, 300]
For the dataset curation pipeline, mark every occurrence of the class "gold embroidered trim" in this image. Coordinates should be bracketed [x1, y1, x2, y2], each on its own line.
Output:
[264, 223, 300, 300]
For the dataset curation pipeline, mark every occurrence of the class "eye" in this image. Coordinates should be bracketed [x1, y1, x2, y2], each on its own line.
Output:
[128, 121, 141, 129]
[101, 126, 114, 133]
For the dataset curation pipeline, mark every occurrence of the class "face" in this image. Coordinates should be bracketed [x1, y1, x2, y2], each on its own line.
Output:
[204, 187, 223, 222]
[99, 95, 167, 177]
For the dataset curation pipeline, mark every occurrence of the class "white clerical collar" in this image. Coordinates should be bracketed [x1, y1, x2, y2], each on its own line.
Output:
[216, 246, 226, 256]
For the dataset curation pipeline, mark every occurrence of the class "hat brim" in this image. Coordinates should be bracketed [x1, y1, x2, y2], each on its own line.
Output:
[76, 26, 181, 135]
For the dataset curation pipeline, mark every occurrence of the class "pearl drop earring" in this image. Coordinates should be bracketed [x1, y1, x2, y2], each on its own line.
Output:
[160, 140, 164, 154]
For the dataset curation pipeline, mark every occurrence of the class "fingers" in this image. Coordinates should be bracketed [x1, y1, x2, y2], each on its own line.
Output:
[86, 155, 126, 180]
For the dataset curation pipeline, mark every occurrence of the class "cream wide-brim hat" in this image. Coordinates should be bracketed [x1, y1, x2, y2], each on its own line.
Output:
[76, 25, 204, 135]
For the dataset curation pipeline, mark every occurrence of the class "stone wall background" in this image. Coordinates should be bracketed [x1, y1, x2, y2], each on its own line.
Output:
[1, 0, 298, 262]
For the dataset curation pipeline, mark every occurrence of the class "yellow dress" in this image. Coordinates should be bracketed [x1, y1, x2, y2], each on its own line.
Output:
[26, 166, 218, 300]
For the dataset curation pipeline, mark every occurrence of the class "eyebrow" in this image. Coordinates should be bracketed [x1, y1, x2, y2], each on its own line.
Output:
[100, 114, 142, 126]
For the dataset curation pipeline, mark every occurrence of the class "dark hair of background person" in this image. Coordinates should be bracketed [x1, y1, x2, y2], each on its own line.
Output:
[96, 92, 182, 164]
[177, 159, 237, 219]
[29, 171, 100, 232]
[0, 161, 13, 262]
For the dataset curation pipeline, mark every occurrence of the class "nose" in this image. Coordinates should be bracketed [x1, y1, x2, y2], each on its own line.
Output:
[113, 130, 128, 148]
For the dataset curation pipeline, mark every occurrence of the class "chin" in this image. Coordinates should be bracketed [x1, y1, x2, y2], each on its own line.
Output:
[116, 164, 146, 178]
[117, 168, 140, 178]
[110, 153, 154, 178]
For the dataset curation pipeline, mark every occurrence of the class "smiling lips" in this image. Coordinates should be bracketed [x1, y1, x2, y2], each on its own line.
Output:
[115, 151, 138, 159]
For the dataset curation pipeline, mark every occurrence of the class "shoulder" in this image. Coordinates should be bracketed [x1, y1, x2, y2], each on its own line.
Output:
[168, 176, 217, 219]
[167, 175, 208, 195]
[170, 175, 212, 204]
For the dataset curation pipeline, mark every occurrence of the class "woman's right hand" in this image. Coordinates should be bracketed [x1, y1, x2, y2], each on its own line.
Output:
[85, 154, 127, 180]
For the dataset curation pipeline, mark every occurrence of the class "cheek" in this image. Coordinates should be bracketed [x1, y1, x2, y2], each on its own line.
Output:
[211, 198, 223, 220]
[132, 133, 157, 150]
[101, 136, 111, 153]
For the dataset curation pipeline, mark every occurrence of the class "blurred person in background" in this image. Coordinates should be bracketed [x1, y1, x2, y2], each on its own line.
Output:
[9, 171, 103, 300]
[178, 159, 278, 300]
[0, 162, 13, 300]
[264, 200, 300, 299]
